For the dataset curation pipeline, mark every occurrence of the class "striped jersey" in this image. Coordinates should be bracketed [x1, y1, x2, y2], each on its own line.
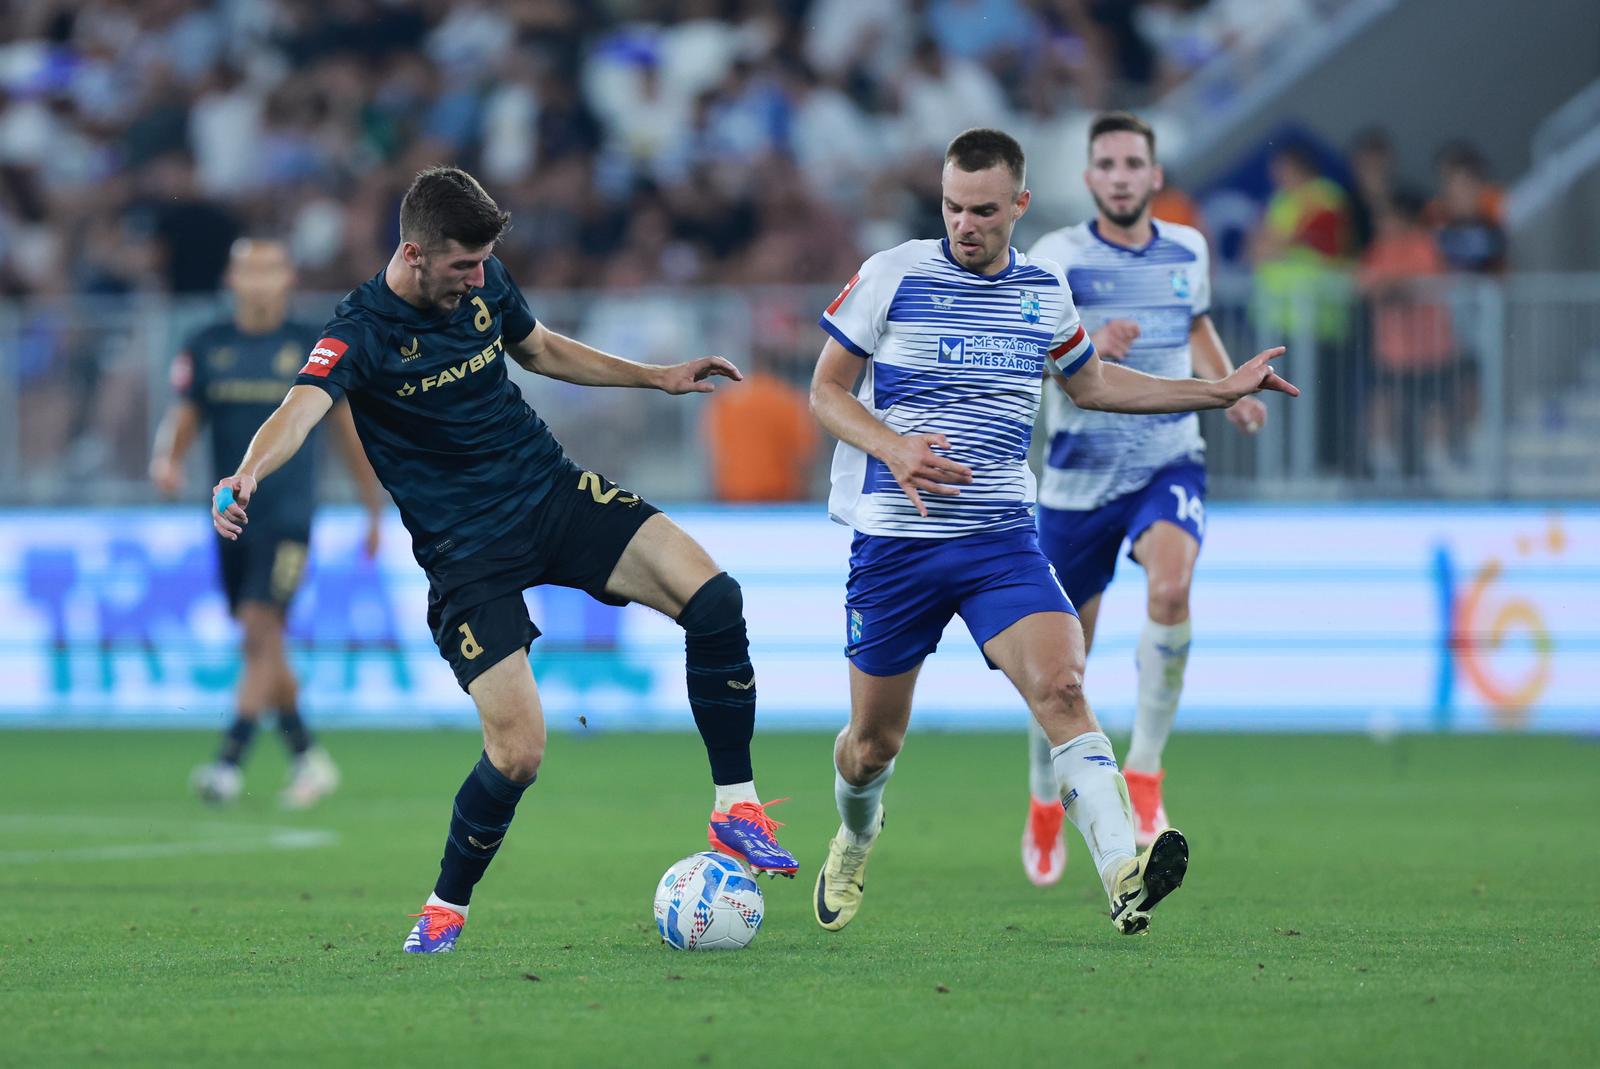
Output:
[1028, 220, 1211, 510]
[819, 238, 1095, 538]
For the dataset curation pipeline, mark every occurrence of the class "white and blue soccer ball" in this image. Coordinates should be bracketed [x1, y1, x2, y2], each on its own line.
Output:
[653, 851, 764, 951]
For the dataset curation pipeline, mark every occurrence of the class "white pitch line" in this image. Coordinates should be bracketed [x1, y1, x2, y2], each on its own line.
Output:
[0, 826, 338, 865]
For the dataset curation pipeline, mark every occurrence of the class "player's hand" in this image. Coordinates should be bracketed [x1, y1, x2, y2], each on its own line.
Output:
[1091, 320, 1140, 361]
[150, 457, 182, 498]
[884, 433, 973, 518]
[659, 356, 743, 395]
[211, 474, 256, 541]
[1227, 395, 1268, 435]
[1218, 346, 1297, 403]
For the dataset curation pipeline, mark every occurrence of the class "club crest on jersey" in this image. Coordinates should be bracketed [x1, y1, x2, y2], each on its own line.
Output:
[1019, 290, 1042, 323]
[1170, 271, 1191, 299]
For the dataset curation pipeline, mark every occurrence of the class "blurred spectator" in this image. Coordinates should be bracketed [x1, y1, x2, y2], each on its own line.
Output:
[1151, 179, 1203, 231]
[926, 0, 1038, 66]
[1346, 127, 1409, 254]
[1357, 191, 1457, 481]
[703, 366, 819, 502]
[1430, 141, 1507, 274]
[1250, 143, 1356, 473]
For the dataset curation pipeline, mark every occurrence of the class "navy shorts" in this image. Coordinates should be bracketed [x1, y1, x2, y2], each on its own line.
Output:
[217, 525, 311, 614]
[1037, 460, 1206, 608]
[425, 465, 660, 692]
[844, 526, 1077, 678]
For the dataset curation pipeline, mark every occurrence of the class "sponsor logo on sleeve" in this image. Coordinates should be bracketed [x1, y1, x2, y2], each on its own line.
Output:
[825, 273, 861, 316]
[300, 337, 349, 378]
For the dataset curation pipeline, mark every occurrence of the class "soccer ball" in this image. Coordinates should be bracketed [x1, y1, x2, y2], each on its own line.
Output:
[653, 851, 764, 951]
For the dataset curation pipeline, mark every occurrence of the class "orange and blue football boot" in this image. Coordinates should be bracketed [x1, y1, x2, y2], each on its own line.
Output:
[708, 799, 798, 877]
[403, 904, 465, 954]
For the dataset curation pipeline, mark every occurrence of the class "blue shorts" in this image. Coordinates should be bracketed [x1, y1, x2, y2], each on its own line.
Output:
[1037, 460, 1207, 607]
[844, 526, 1077, 677]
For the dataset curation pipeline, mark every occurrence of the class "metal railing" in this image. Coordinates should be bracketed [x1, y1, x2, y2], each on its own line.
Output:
[0, 274, 1596, 505]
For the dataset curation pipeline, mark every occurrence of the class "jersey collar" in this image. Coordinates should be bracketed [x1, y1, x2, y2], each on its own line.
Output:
[1088, 219, 1162, 256]
[940, 238, 1019, 281]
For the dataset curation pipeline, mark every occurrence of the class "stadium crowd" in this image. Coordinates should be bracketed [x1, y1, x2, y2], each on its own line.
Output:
[0, 0, 1330, 299]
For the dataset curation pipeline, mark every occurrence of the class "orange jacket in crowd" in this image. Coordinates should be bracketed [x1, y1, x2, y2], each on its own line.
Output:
[704, 370, 819, 502]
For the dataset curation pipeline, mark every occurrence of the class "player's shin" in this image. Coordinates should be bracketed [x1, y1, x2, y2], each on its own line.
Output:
[1050, 731, 1136, 890]
[1125, 618, 1191, 772]
[1027, 717, 1056, 803]
[835, 754, 893, 846]
[677, 572, 758, 807]
[432, 751, 534, 909]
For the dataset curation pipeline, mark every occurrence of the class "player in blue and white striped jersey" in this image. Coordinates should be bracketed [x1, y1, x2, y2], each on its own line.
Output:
[809, 128, 1297, 935]
[1019, 113, 1274, 887]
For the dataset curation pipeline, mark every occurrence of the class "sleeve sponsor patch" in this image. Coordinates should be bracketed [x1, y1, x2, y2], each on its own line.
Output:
[825, 273, 861, 316]
[300, 337, 349, 378]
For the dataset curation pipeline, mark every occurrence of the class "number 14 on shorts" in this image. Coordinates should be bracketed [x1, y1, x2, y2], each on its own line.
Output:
[1169, 484, 1204, 534]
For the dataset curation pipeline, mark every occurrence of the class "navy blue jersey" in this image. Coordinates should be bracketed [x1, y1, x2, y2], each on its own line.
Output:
[175, 319, 322, 531]
[293, 256, 565, 567]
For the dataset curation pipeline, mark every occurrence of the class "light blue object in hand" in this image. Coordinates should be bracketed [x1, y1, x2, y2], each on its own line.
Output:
[215, 486, 235, 514]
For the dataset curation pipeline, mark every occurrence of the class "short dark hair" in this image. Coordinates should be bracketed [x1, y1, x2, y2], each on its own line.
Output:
[1089, 111, 1156, 158]
[399, 166, 511, 251]
[945, 128, 1026, 188]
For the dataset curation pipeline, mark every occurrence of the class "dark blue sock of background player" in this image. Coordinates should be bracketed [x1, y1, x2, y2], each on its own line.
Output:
[677, 572, 756, 791]
[432, 751, 534, 908]
[217, 717, 257, 767]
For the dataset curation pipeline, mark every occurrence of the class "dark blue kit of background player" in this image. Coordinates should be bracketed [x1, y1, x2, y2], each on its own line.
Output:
[293, 256, 659, 690]
[183, 320, 323, 611]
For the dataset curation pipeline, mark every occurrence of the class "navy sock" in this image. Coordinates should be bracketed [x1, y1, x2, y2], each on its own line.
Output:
[433, 752, 534, 906]
[277, 706, 313, 757]
[218, 717, 257, 767]
[678, 573, 755, 787]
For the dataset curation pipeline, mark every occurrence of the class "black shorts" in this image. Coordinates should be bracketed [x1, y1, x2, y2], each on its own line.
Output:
[425, 466, 661, 691]
[217, 526, 311, 614]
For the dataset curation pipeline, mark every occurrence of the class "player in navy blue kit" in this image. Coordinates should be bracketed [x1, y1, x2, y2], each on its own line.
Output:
[809, 129, 1297, 935]
[210, 167, 797, 953]
[152, 238, 383, 809]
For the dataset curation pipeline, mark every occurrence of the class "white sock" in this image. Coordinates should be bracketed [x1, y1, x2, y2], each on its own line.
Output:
[1125, 618, 1191, 773]
[1027, 718, 1056, 803]
[714, 780, 760, 813]
[426, 892, 469, 919]
[1051, 731, 1135, 889]
[834, 759, 893, 846]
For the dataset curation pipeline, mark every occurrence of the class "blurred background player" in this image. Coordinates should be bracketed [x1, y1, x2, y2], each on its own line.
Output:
[150, 238, 384, 808]
[810, 128, 1295, 936]
[1020, 113, 1270, 885]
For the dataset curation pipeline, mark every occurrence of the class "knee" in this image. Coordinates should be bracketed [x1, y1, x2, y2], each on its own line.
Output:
[1033, 668, 1086, 715]
[1146, 577, 1189, 624]
[488, 741, 543, 783]
[678, 572, 743, 637]
[840, 726, 902, 779]
[486, 722, 546, 783]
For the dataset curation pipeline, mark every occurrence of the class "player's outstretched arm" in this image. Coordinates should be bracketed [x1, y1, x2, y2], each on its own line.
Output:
[150, 399, 201, 498]
[510, 322, 742, 394]
[1190, 314, 1268, 435]
[1060, 346, 1297, 416]
[213, 385, 334, 541]
[809, 338, 973, 518]
[330, 400, 386, 558]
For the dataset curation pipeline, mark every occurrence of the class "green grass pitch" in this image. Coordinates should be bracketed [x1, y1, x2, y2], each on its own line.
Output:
[3, 729, 1597, 1067]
